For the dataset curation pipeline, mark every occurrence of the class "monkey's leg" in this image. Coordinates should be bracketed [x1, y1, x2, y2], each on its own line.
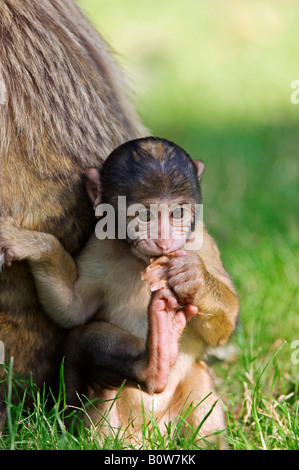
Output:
[173, 360, 226, 447]
[63, 290, 189, 403]
[143, 287, 191, 393]
[63, 321, 146, 402]
[0, 217, 85, 328]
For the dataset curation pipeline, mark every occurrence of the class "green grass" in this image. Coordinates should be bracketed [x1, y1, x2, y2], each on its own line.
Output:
[0, 363, 225, 450]
[80, 0, 299, 450]
[1, 0, 298, 450]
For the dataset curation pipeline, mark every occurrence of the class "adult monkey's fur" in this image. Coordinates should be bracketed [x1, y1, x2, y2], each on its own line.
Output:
[0, 0, 145, 426]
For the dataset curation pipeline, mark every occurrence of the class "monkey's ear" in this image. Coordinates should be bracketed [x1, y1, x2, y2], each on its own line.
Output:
[194, 160, 205, 180]
[85, 168, 102, 210]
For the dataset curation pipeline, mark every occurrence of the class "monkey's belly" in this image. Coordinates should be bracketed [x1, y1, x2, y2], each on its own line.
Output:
[103, 285, 151, 342]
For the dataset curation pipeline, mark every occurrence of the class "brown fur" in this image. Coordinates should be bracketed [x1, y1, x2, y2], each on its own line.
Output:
[0, 217, 239, 444]
[100, 137, 202, 207]
[0, 135, 239, 442]
[0, 0, 145, 425]
[172, 228, 240, 346]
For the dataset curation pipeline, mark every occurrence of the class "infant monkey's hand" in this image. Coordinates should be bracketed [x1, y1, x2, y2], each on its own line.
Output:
[141, 254, 198, 319]
[167, 250, 207, 306]
[141, 254, 174, 292]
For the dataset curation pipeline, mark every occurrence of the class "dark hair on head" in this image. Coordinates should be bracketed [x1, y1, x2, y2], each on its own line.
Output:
[101, 136, 202, 205]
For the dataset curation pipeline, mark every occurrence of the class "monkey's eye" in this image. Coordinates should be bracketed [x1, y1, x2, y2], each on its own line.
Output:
[138, 210, 153, 223]
[170, 207, 185, 220]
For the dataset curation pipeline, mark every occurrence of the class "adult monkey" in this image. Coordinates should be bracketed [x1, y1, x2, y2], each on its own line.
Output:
[0, 0, 145, 427]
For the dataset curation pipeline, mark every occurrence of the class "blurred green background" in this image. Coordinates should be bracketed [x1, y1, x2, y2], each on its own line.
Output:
[78, 0, 298, 429]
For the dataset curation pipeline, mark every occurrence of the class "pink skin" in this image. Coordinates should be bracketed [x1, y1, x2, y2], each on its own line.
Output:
[148, 287, 196, 393]
[143, 250, 199, 393]
[136, 237, 186, 257]
[135, 207, 191, 257]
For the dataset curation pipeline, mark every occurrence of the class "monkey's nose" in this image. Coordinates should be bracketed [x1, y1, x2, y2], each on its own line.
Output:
[155, 240, 172, 252]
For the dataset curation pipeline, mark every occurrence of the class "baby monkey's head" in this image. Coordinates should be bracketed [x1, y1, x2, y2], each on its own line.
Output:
[85, 137, 204, 261]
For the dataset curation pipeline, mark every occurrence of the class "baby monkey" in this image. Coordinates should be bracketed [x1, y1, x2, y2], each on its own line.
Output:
[0, 137, 239, 443]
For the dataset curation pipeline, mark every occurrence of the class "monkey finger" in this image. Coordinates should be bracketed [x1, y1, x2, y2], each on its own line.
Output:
[183, 304, 198, 321]
[152, 288, 177, 312]
[149, 279, 168, 292]
[147, 256, 170, 270]
[154, 287, 171, 299]
[167, 257, 186, 269]
[172, 281, 199, 306]
[160, 288, 178, 309]
[167, 272, 189, 289]
[174, 250, 188, 257]
[173, 308, 187, 331]
[150, 297, 167, 314]
[168, 261, 193, 278]
[167, 262, 190, 278]
[167, 266, 189, 280]
[176, 278, 201, 292]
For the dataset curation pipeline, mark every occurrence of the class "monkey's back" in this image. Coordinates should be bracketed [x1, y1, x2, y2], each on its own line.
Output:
[0, 0, 145, 399]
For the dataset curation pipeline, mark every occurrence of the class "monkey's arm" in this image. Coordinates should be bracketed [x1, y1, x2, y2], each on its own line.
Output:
[0, 217, 97, 328]
[167, 225, 239, 346]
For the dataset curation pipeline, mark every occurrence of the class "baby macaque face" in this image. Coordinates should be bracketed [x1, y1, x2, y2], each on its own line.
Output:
[127, 201, 194, 258]
[85, 137, 204, 263]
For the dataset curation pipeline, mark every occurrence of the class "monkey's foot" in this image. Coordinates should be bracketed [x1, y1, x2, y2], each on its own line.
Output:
[146, 288, 190, 393]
